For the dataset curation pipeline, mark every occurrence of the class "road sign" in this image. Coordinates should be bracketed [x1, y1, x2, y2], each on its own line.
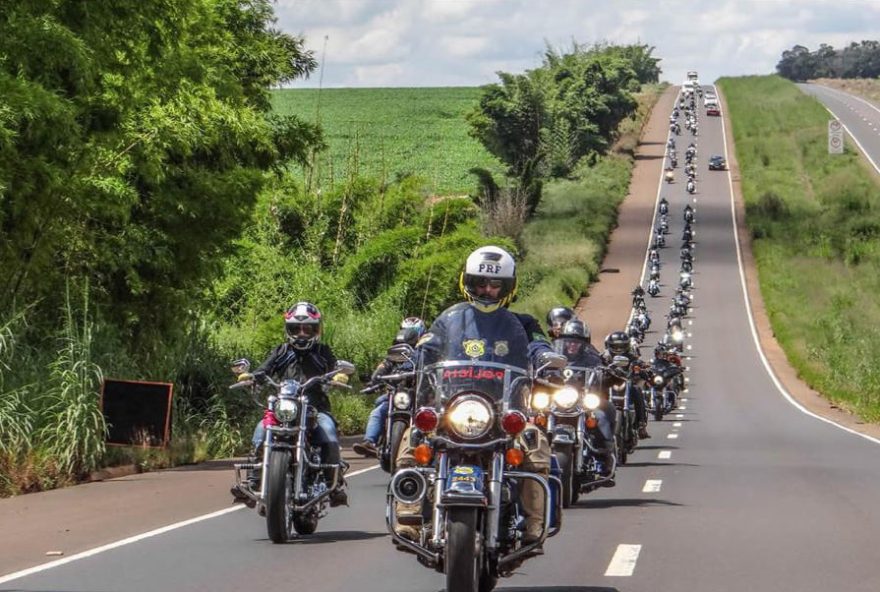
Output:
[828, 119, 844, 154]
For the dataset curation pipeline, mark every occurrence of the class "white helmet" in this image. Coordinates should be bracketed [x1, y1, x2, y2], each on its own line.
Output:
[459, 246, 517, 313]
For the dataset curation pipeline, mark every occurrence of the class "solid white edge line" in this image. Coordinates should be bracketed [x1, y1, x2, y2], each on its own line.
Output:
[0, 463, 381, 584]
[805, 85, 880, 175]
[604, 544, 642, 577]
[629, 85, 680, 325]
[717, 83, 880, 447]
[642, 479, 662, 493]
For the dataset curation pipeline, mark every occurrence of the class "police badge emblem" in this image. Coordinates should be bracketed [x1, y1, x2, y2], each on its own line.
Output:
[462, 339, 486, 358]
[494, 340, 509, 357]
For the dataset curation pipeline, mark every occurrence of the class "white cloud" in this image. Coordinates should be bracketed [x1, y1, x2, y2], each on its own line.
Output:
[280, 0, 880, 87]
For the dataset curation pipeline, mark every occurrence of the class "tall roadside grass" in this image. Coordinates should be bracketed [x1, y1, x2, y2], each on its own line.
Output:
[719, 75, 880, 422]
[514, 83, 667, 320]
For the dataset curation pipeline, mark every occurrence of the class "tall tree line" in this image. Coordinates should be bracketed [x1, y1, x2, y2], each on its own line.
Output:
[0, 0, 323, 347]
[777, 41, 880, 82]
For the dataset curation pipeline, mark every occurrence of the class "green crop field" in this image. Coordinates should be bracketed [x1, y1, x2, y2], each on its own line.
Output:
[271, 87, 506, 195]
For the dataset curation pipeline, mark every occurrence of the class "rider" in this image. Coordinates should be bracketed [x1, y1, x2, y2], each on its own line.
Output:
[601, 331, 650, 440]
[353, 317, 426, 458]
[552, 319, 615, 480]
[546, 306, 576, 339]
[232, 302, 350, 507]
[394, 246, 555, 547]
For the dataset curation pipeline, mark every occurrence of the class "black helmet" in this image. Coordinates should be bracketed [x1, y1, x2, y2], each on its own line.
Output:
[394, 316, 426, 346]
[546, 307, 575, 338]
[284, 302, 322, 350]
[554, 319, 590, 357]
[631, 285, 645, 296]
[605, 331, 631, 355]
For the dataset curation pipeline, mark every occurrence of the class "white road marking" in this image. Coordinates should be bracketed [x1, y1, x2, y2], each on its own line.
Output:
[605, 544, 643, 577]
[0, 464, 381, 583]
[667, 433, 679, 439]
[658, 450, 672, 459]
[679, 406, 688, 410]
[642, 479, 663, 493]
[681, 398, 688, 402]
[673, 422, 682, 427]
[676, 413, 684, 418]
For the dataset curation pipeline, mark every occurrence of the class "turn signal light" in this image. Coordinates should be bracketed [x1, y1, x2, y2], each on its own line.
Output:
[501, 411, 527, 435]
[505, 448, 524, 467]
[414, 408, 439, 432]
[414, 443, 433, 466]
[534, 414, 548, 429]
[586, 416, 598, 429]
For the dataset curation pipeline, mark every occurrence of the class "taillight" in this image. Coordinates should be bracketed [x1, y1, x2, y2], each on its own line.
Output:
[501, 410, 527, 435]
[414, 407, 439, 432]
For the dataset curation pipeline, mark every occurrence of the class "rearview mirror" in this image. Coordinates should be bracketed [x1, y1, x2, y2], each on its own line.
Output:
[538, 352, 568, 370]
[230, 358, 251, 376]
[386, 344, 414, 364]
[335, 360, 356, 376]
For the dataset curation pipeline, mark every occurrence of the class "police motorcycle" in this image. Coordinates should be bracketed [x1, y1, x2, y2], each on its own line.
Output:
[648, 277, 661, 297]
[647, 356, 683, 421]
[386, 343, 567, 592]
[532, 366, 616, 507]
[230, 359, 355, 543]
[361, 343, 417, 473]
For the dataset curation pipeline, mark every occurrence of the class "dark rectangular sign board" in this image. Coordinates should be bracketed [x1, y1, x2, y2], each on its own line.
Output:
[100, 379, 174, 448]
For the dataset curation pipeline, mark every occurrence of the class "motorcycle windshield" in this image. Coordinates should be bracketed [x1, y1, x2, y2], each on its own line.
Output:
[416, 360, 530, 412]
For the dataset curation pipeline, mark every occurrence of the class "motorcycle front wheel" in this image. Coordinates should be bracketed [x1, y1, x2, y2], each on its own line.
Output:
[653, 391, 664, 421]
[446, 508, 481, 592]
[265, 449, 293, 543]
[388, 420, 408, 474]
[555, 445, 574, 508]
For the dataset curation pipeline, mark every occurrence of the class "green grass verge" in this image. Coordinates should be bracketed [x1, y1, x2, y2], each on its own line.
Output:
[271, 87, 506, 195]
[719, 75, 880, 422]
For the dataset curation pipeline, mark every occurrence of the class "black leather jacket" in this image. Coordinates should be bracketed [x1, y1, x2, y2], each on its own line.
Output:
[256, 342, 337, 414]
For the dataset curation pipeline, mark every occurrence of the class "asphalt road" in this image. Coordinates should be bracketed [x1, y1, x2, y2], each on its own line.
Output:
[799, 83, 880, 174]
[4, 87, 880, 592]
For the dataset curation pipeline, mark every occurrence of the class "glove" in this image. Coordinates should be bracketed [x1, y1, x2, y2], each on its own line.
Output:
[332, 373, 350, 385]
[237, 372, 254, 382]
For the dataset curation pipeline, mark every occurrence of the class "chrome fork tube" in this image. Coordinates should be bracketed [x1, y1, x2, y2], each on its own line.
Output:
[260, 429, 271, 499]
[431, 452, 448, 547]
[486, 452, 503, 549]
[294, 396, 307, 499]
[575, 414, 586, 473]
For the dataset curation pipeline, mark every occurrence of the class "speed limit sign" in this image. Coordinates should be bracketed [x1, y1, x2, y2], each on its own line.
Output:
[828, 119, 844, 154]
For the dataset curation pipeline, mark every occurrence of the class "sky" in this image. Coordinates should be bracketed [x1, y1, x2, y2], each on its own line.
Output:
[273, 0, 880, 88]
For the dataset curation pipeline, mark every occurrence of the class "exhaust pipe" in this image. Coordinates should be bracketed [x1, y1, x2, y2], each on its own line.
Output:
[390, 468, 428, 505]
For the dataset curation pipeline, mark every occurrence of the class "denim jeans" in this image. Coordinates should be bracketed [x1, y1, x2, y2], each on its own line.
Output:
[364, 394, 388, 444]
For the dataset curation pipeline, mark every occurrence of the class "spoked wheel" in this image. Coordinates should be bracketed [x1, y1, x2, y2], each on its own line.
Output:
[265, 449, 293, 543]
[446, 508, 481, 592]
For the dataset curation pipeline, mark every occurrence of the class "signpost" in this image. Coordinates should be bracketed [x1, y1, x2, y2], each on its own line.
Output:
[828, 119, 844, 154]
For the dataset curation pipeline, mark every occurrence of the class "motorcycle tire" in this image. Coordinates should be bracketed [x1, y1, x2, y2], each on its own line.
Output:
[653, 393, 664, 422]
[293, 512, 319, 535]
[446, 508, 481, 592]
[265, 449, 293, 543]
[388, 420, 408, 474]
[555, 446, 574, 508]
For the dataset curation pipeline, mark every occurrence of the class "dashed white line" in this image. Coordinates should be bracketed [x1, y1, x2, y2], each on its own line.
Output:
[658, 450, 672, 459]
[642, 479, 663, 493]
[675, 414, 684, 419]
[673, 422, 683, 427]
[667, 433, 679, 439]
[605, 544, 643, 576]
[679, 406, 688, 410]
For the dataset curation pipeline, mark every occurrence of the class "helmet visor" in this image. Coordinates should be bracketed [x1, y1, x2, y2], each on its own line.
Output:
[286, 323, 317, 339]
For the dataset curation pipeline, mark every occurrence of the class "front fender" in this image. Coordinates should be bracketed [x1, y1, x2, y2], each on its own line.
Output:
[440, 465, 487, 507]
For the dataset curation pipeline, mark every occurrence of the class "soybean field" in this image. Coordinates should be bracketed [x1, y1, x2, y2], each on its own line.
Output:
[271, 87, 505, 195]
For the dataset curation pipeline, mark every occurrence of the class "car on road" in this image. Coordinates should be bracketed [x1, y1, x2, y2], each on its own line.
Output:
[706, 103, 721, 116]
[708, 155, 727, 170]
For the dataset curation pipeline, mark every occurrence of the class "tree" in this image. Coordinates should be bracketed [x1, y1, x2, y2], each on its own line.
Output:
[0, 0, 323, 345]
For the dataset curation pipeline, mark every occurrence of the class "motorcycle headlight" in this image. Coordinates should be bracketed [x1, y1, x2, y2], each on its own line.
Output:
[583, 392, 601, 410]
[531, 391, 551, 410]
[447, 397, 493, 440]
[554, 387, 580, 409]
[275, 398, 298, 423]
[672, 330, 684, 342]
[392, 391, 411, 410]
[653, 375, 664, 386]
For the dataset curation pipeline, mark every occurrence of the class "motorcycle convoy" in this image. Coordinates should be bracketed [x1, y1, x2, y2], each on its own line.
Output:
[224, 92, 700, 591]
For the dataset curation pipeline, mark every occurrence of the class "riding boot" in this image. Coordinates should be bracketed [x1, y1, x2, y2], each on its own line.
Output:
[391, 427, 421, 541]
[516, 425, 551, 546]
